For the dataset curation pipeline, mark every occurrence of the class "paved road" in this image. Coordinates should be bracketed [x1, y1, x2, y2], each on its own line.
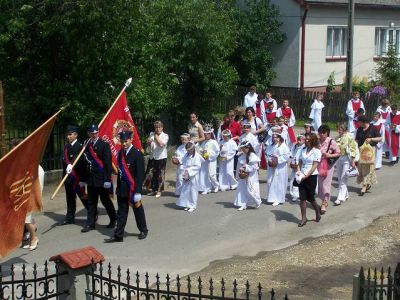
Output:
[2, 159, 400, 281]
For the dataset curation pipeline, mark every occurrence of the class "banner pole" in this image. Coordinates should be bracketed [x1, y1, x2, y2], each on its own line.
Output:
[0, 81, 6, 157]
[50, 78, 132, 200]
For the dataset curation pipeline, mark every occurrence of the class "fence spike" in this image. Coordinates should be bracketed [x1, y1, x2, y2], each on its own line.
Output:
[257, 283, 262, 300]
[209, 278, 214, 296]
[245, 280, 250, 300]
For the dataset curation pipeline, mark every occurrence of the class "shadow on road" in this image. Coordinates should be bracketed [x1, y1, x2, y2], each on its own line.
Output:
[215, 201, 234, 208]
[270, 210, 299, 224]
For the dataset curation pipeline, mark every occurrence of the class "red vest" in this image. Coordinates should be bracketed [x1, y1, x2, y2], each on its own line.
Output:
[266, 110, 276, 124]
[390, 113, 400, 127]
[351, 100, 362, 116]
[280, 107, 292, 125]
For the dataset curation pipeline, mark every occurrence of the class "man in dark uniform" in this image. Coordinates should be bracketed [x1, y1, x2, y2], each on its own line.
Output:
[62, 125, 89, 225]
[81, 124, 117, 232]
[104, 131, 148, 242]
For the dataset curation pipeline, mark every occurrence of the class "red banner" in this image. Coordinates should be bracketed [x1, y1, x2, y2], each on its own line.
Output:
[99, 91, 142, 166]
[0, 112, 57, 258]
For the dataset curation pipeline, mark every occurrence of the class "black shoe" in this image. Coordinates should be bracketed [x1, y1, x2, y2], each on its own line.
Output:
[61, 220, 75, 225]
[138, 232, 148, 240]
[106, 220, 116, 228]
[81, 226, 95, 233]
[298, 219, 308, 227]
[104, 237, 123, 243]
[390, 161, 396, 166]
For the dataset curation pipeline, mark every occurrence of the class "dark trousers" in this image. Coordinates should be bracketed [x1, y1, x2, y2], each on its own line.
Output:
[114, 196, 148, 239]
[65, 183, 89, 222]
[151, 158, 167, 192]
[86, 186, 116, 227]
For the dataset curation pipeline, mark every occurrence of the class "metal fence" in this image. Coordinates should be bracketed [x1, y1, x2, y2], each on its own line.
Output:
[86, 261, 289, 300]
[354, 263, 400, 300]
[0, 261, 69, 300]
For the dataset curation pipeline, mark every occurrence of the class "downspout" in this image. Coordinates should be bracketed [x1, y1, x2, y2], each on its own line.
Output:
[300, 4, 309, 90]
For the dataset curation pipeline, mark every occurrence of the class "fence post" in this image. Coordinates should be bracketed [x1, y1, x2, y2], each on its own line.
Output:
[352, 273, 361, 300]
[49, 246, 104, 299]
[394, 263, 400, 300]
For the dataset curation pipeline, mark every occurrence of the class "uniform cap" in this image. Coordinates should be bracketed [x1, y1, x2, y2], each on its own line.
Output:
[87, 124, 99, 133]
[67, 125, 78, 133]
[118, 131, 133, 140]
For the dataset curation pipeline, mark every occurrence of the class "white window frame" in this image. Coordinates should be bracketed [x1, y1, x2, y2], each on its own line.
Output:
[375, 27, 400, 56]
[326, 26, 348, 58]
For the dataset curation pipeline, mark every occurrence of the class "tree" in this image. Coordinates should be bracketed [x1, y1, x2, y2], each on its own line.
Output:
[376, 43, 400, 98]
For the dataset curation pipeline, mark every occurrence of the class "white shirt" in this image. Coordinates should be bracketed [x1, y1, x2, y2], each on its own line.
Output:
[299, 147, 321, 175]
[243, 92, 258, 108]
[149, 131, 169, 160]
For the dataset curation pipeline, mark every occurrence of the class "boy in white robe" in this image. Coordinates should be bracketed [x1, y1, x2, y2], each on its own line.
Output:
[289, 135, 305, 201]
[218, 130, 238, 191]
[198, 125, 220, 194]
[345, 91, 365, 138]
[173, 133, 190, 195]
[234, 141, 262, 210]
[176, 141, 202, 212]
[376, 98, 392, 156]
[309, 93, 324, 131]
[265, 133, 291, 206]
[277, 117, 289, 145]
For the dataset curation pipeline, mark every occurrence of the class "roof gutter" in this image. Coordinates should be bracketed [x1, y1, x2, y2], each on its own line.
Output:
[300, 3, 309, 90]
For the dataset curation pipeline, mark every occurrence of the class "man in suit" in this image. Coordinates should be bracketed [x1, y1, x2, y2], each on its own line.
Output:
[62, 125, 89, 225]
[104, 131, 148, 242]
[81, 124, 117, 232]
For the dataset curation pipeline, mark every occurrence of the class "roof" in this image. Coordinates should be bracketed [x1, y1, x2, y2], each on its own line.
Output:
[296, 0, 400, 7]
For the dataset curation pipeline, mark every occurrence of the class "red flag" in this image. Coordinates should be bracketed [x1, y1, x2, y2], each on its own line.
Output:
[99, 91, 142, 167]
[0, 111, 59, 258]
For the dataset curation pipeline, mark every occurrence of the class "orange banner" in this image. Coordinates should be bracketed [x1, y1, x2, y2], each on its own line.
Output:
[0, 111, 58, 259]
[99, 91, 142, 166]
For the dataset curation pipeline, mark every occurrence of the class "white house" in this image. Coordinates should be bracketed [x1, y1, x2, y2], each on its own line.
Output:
[269, 0, 400, 90]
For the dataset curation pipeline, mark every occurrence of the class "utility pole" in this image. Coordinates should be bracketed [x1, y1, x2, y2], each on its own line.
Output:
[0, 81, 6, 157]
[346, 0, 355, 100]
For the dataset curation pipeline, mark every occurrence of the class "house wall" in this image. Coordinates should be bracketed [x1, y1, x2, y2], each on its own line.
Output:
[304, 5, 400, 88]
[269, 0, 302, 88]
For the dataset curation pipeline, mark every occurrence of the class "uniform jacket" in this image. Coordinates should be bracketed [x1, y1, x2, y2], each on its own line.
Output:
[116, 147, 144, 197]
[84, 139, 113, 187]
[62, 140, 85, 185]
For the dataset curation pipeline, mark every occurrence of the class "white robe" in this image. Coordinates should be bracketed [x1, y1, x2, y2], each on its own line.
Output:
[176, 153, 202, 209]
[345, 99, 365, 136]
[239, 132, 258, 152]
[243, 92, 258, 108]
[377, 105, 392, 152]
[174, 144, 187, 196]
[385, 111, 400, 160]
[289, 143, 304, 200]
[198, 139, 220, 192]
[371, 120, 385, 169]
[234, 152, 261, 208]
[218, 139, 238, 191]
[309, 99, 325, 131]
[265, 143, 290, 203]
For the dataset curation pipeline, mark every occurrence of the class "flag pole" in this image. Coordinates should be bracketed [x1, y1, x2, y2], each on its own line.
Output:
[0, 107, 65, 163]
[0, 81, 6, 157]
[50, 78, 133, 200]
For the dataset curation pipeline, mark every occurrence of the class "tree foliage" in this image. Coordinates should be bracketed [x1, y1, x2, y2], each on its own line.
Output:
[0, 0, 284, 130]
[376, 43, 400, 99]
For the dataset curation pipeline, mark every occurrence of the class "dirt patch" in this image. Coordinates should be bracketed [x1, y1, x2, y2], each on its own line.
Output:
[189, 213, 400, 299]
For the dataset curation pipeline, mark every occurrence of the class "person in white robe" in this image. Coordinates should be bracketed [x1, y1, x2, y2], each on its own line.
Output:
[176, 141, 203, 212]
[309, 93, 324, 131]
[289, 135, 305, 201]
[234, 141, 262, 210]
[376, 98, 392, 155]
[345, 91, 365, 137]
[238, 120, 258, 150]
[371, 112, 385, 169]
[277, 117, 289, 145]
[198, 125, 220, 194]
[243, 85, 258, 108]
[265, 134, 290, 206]
[173, 133, 190, 196]
[218, 130, 238, 191]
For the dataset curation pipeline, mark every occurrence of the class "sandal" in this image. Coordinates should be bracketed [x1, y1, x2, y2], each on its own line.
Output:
[298, 219, 308, 227]
[320, 201, 328, 215]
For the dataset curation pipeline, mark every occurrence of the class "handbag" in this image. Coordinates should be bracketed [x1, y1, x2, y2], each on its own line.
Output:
[268, 156, 278, 168]
[359, 142, 375, 164]
[254, 118, 267, 143]
[345, 166, 359, 177]
[326, 139, 339, 166]
[318, 158, 328, 177]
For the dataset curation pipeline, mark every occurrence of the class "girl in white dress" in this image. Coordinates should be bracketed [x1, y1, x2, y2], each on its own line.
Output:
[309, 93, 325, 131]
[266, 133, 290, 206]
[176, 141, 203, 212]
[371, 112, 385, 169]
[218, 130, 238, 191]
[172, 133, 190, 196]
[289, 135, 305, 201]
[198, 125, 220, 194]
[234, 141, 262, 211]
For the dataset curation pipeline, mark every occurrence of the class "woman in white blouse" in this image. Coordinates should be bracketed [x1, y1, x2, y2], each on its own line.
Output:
[297, 133, 322, 227]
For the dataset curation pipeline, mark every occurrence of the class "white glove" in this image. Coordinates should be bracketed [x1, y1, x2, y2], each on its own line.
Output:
[66, 164, 73, 174]
[79, 182, 86, 188]
[103, 182, 112, 189]
[133, 193, 142, 202]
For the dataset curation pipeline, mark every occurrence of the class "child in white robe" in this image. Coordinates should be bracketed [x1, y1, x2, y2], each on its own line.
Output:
[265, 133, 290, 206]
[198, 125, 220, 194]
[173, 133, 190, 196]
[218, 130, 238, 191]
[289, 135, 305, 201]
[277, 117, 289, 145]
[309, 93, 324, 131]
[371, 112, 385, 169]
[238, 120, 258, 150]
[176, 141, 202, 212]
[234, 141, 262, 210]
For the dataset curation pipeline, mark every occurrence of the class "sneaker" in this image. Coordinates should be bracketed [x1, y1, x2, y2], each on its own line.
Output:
[155, 192, 162, 198]
[187, 208, 195, 213]
[201, 191, 209, 195]
[237, 206, 246, 211]
[147, 191, 156, 196]
[184, 207, 189, 211]
[291, 197, 299, 202]
[272, 202, 280, 207]
[230, 185, 238, 190]
[341, 197, 348, 203]
[213, 188, 219, 193]
[334, 199, 341, 206]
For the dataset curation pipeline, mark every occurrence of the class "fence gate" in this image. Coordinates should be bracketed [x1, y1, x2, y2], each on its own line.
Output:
[86, 262, 289, 300]
[0, 261, 69, 300]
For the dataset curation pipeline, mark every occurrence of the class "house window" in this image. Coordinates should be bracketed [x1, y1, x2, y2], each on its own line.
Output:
[326, 27, 348, 58]
[375, 27, 400, 56]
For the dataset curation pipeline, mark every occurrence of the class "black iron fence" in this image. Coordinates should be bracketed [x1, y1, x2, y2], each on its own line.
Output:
[355, 263, 400, 300]
[0, 261, 69, 299]
[86, 261, 289, 300]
